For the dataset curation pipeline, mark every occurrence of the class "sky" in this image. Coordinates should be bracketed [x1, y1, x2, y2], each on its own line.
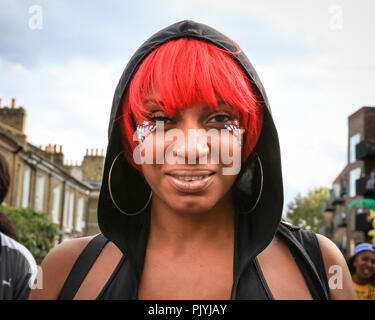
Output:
[1, 0, 374, 215]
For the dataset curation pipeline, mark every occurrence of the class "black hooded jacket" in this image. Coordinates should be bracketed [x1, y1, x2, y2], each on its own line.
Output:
[58, 20, 330, 300]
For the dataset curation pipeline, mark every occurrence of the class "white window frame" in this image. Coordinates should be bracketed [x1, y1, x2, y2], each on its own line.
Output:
[35, 173, 45, 212]
[68, 192, 75, 231]
[350, 133, 360, 163]
[332, 183, 340, 198]
[349, 167, 361, 197]
[51, 183, 61, 224]
[22, 166, 31, 208]
[63, 190, 69, 231]
[75, 197, 85, 232]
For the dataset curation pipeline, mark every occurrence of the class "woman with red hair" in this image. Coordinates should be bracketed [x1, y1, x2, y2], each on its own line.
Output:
[31, 20, 356, 300]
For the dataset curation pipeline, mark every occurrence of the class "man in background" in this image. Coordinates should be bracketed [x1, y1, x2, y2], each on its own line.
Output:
[0, 154, 37, 299]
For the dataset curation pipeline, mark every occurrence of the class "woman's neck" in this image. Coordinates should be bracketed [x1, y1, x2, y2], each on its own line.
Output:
[148, 192, 235, 253]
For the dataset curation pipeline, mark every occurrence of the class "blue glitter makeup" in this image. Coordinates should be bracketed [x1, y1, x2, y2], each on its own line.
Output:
[224, 120, 242, 146]
[136, 121, 156, 142]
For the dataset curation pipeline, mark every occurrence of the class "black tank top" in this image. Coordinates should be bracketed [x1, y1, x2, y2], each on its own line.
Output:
[58, 221, 330, 300]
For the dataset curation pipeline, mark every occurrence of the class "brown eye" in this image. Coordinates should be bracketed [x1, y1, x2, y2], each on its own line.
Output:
[149, 112, 173, 124]
[151, 116, 171, 123]
[208, 114, 232, 123]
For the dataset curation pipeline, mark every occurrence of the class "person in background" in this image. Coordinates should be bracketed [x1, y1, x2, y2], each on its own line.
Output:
[347, 243, 375, 300]
[0, 154, 37, 300]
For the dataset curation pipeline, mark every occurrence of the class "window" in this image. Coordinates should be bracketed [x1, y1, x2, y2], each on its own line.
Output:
[75, 197, 85, 232]
[35, 173, 45, 212]
[15, 163, 22, 207]
[68, 192, 75, 231]
[51, 184, 61, 224]
[21, 166, 31, 208]
[349, 167, 361, 197]
[350, 133, 360, 163]
[63, 189, 70, 231]
[63, 189, 75, 232]
[332, 183, 340, 198]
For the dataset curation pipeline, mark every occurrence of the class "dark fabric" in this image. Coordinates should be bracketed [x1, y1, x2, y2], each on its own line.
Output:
[58, 233, 108, 300]
[277, 222, 330, 300]
[0, 232, 36, 300]
[96, 256, 135, 300]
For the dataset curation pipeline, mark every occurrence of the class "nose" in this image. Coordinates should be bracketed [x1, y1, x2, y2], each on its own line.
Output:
[172, 123, 210, 164]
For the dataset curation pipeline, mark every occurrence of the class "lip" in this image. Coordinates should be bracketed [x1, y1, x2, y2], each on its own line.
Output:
[165, 170, 216, 193]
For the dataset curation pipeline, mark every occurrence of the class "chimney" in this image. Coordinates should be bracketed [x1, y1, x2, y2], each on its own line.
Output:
[51, 143, 64, 167]
[0, 98, 27, 133]
[82, 147, 105, 182]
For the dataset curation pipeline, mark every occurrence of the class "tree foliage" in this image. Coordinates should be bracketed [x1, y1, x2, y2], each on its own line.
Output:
[0, 205, 59, 264]
[286, 187, 330, 233]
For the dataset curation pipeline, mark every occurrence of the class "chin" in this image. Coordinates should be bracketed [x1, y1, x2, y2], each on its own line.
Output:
[166, 195, 217, 214]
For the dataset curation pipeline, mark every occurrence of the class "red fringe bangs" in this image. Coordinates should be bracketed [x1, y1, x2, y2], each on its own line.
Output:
[122, 38, 263, 170]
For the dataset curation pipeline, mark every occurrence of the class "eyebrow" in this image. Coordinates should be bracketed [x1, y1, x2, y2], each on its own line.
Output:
[143, 99, 165, 107]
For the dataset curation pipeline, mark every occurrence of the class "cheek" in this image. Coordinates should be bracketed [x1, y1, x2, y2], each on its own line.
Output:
[209, 131, 242, 167]
[140, 164, 161, 191]
[219, 173, 238, 192]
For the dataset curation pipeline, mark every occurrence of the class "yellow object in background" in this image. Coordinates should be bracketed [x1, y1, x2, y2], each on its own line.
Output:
[368, 229, 375, 246]
[353, 282, 375, 300]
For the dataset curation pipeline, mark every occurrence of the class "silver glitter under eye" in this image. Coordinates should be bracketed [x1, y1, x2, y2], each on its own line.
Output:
[224, 119, 242, 145]
[136, 120, 156, 142]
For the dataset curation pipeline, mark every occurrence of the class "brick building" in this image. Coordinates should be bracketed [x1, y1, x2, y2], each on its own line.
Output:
[324, 106, 375, 258]
[0, 98, 104, 241]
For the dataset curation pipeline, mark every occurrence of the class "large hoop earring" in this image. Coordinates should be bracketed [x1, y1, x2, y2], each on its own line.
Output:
[233, 151, 264, 214]
[243, 152, 263, 214]
[108, 151, 152, 216]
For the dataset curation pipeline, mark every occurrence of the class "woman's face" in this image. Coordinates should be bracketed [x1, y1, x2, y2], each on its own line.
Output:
[353, 251, 375, 281]
[136, 96, 244, 214]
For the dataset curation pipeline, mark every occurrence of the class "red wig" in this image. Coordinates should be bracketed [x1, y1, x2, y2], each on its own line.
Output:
[121, 38, 263, 171]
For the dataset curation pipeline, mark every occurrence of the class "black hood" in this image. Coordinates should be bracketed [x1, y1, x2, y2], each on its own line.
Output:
[98, 20, 284, 298]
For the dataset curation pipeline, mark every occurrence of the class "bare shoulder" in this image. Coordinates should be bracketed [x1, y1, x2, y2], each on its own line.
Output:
[29, 235, 95, 300]
[315, 234, 357, 300]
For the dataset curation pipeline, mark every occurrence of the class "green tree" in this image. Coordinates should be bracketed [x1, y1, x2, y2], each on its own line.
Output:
[0, 205, 59, 264]
[286, 187, 330, 233]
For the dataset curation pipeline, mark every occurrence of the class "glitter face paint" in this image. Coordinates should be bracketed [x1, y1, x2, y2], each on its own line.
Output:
[224, 119, 243, 146]
[136, 119, 243, 146]
[136, 121, 156, 142]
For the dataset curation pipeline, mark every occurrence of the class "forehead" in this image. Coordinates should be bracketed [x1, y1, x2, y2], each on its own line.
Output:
[357, 251, 375, 259]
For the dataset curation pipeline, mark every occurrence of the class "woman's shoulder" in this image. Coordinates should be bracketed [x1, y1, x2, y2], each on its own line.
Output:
[29, 235, 96, 300]
[277, 221, 357, 299]
[314, 234, 357, 300]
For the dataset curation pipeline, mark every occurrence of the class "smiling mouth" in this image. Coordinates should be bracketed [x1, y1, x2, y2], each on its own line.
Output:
[165, 171, 216, 193]
[362, 268, 372, 277]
